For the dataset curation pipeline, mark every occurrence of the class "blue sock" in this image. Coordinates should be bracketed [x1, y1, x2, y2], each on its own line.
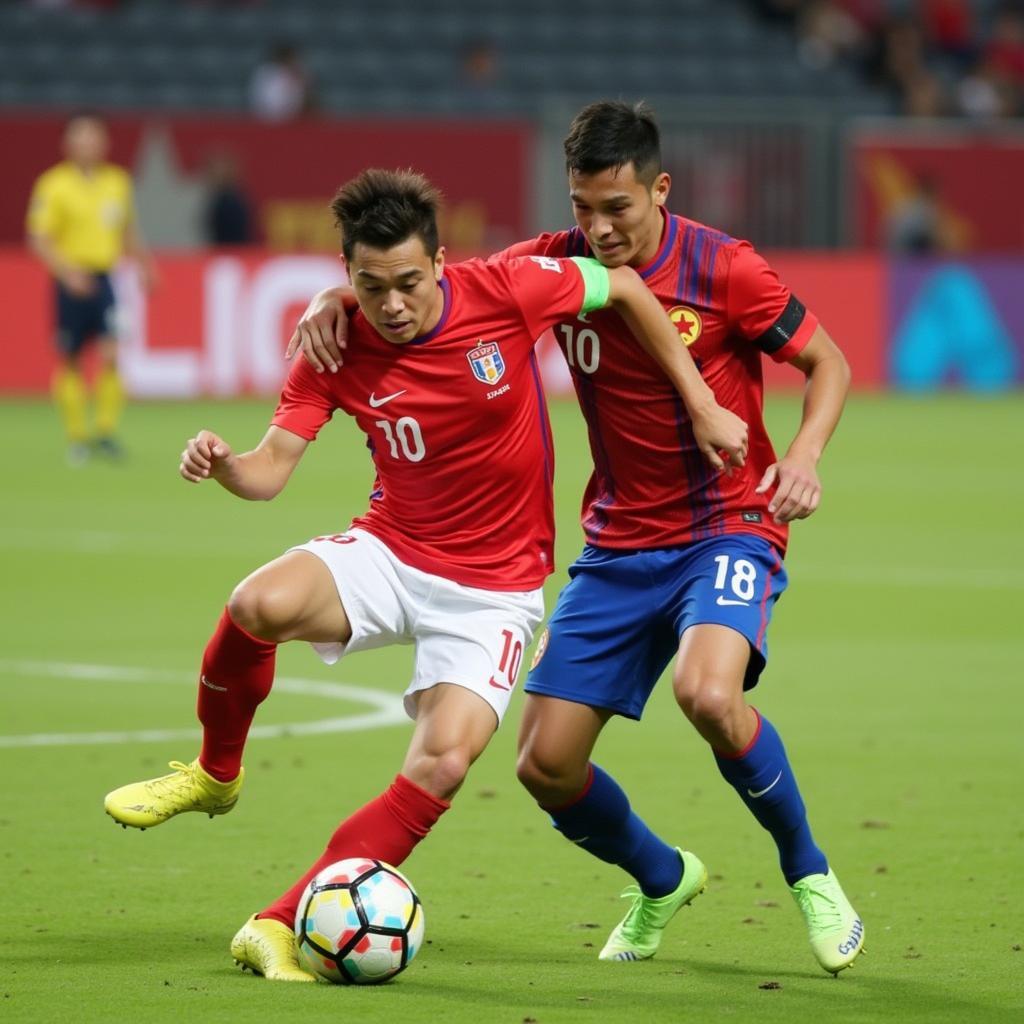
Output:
[544, 763, 683, 898]
[714, 712, 828, 886]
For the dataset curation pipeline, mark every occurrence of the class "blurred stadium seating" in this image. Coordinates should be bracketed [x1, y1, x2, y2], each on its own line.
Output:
[0, 0, 891, 115]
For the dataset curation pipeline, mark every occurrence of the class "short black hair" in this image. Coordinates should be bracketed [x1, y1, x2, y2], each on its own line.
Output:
[563, 100, 661, 185]
[331, 168, 441, 262]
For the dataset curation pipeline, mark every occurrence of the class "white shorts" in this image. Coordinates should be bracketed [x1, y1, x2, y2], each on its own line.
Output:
[290, 529, 545, 724]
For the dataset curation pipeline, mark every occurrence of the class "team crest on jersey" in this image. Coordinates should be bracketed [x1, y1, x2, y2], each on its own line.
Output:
[668, 306, 703, 347]
[467, 341, 506, 384]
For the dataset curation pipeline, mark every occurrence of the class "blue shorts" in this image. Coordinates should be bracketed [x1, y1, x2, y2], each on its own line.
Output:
[525, 535, 787, 720]
[55, 274, 116, 355]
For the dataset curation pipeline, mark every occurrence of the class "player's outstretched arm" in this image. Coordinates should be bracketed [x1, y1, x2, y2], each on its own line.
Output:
[605, 265, 749, 473]
[180, 425, 309, 501]
[286, 286, 357, 373]
[756, 325, 850, 523]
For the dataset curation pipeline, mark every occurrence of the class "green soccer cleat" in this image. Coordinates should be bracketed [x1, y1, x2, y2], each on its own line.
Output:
[598, 849, 708, 962]
[790, 869, 865, 974]
[231, 915, 317, 982]
[104, 759, 243, 830]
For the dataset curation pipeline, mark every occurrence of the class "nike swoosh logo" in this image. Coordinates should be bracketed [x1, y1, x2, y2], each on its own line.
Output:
[369, 390, 407, 408]
[716, 596, 750, 607]
[488, 676, 510, 691]
[201, 674, 227, 692]
[747, 771, 783, 799]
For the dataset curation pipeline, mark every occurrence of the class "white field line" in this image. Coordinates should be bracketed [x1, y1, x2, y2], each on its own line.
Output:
[0, 660, 407, 748]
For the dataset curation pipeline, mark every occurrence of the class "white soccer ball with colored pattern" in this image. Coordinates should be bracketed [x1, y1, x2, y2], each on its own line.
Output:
[294, 858, 425, 984]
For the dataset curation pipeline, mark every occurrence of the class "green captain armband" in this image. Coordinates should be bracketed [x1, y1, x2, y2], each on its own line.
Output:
[570, 256, 611, 315]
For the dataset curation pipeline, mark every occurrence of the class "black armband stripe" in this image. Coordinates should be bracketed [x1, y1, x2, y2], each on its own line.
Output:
[754, 294, 806, 355]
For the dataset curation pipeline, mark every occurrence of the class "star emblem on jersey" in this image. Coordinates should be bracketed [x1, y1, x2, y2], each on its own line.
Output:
[467, 341, 506, 384]
[668, 306, 703, 347]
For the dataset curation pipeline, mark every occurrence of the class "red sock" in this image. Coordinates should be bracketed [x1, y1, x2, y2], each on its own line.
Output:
[259, 774, 450, 926]
[197, 607, 277, 782]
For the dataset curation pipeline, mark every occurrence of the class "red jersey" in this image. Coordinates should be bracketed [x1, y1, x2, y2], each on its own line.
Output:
[272, 255, 604, 590]
[500, 211, 818, 555]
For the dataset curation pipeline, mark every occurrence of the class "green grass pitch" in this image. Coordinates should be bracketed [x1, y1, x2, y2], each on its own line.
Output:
[1, 393, 1021, 1023]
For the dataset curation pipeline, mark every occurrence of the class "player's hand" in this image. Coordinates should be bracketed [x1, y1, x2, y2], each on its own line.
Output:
[692, 403, 748, 474]
[180, 430, 234, 483]
[285, 288, 349, 373]
[62, 268, 96, 297]
[756, 455, 821, 523]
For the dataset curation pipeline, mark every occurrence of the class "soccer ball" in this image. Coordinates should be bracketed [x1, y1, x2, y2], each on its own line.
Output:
[294, 858, 425, 984]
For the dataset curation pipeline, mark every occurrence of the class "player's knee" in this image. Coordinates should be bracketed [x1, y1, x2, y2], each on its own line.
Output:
[415, 746, 472, 800]
[515, 746, 576, 802]
[227, 579, 294, 640]
[675, 675, 736, 734]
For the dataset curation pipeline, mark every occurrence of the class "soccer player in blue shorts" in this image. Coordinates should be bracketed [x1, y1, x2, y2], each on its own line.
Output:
[289, 102, 864, 975]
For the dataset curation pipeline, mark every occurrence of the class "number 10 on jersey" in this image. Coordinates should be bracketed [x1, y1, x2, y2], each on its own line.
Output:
[375, 417, 426, 462]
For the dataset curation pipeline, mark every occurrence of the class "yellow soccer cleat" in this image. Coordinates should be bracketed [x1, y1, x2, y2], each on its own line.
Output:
[104, 759, 243, 830]
[231, 915, 317, 982]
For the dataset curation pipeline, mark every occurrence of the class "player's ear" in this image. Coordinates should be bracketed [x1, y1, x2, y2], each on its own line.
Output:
[652, 172, 671, 207]
[433, 246, 446, 281]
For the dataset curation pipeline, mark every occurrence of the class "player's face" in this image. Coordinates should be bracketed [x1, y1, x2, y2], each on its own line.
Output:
[568, 163, 670, 269]
[64, 117, 109, 168]
[347, 236, 446, 345]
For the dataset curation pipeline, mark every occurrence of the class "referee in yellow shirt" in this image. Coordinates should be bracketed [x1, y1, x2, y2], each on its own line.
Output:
[27, 111, 156, 463]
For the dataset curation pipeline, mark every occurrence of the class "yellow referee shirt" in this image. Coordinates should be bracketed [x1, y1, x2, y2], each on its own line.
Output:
[27, 161, 134, 273]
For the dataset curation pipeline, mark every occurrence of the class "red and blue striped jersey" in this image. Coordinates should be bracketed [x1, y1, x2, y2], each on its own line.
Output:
[500, 210, 818, 555]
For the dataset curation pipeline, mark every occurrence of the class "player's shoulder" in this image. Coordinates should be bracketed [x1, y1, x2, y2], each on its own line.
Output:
[33, 161, 73, 191]
[99, 163, 133, 190]
[493, 229, 578, 261]
[671, 213, 744, 254]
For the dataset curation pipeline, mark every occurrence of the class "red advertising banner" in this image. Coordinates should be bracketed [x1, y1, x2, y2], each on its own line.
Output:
[0, 249, 886, 397]
[850, 124, 1024, 253]
[0, 113, 532, 253]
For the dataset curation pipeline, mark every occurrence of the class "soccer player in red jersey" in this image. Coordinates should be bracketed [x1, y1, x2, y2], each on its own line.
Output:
[291, 103, 864, 975]
[103, 168, 747, 980]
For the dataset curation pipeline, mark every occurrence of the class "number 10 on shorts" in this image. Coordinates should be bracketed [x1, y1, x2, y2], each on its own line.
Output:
[713, 554, 757, 603]
[490, 629, 523, 691]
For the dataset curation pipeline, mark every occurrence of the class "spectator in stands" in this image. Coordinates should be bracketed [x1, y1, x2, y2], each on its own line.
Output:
[202, 151, 254, 246]
[796, 0, 867, 70]
[985, 6, 1024, 87]
[249, 42, 315, 121]
[920, 0, 976, 70]
[957, 54, 1020, 119]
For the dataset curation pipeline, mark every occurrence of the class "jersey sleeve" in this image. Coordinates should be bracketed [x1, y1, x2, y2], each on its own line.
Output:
[495, 254, 608, 340]
[726, 241, 818, 363]
[26, 172, 61, 239]
[270, 357, 338, 441]
[491, 231, 573, 261]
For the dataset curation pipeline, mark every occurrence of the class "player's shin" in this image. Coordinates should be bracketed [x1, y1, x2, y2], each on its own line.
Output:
[713, 710, 827, 885]
[197, 606, 277, 782]
[94, 365, 125, 438]
[544, 763, 683, 897]
[258, 774, 449, 927]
